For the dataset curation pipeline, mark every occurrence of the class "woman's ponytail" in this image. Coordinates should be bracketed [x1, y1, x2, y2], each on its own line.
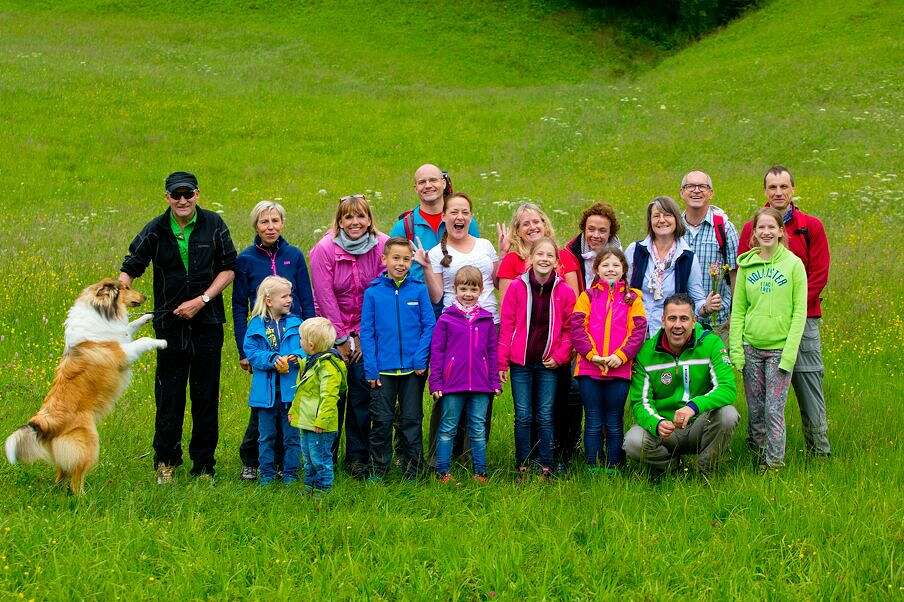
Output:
[440, 231, 452, 268]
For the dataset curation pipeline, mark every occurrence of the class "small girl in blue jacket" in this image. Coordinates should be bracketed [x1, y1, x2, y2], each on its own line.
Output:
[243, 276, 304, 485]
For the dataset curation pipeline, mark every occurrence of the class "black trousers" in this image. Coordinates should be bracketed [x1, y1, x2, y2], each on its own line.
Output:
[369, 373, 426, 477]
[153, 323, 223, 475]
[238, 408, 284, 469]
[553, 365, 583, 466]
[333, 358, 370, 473]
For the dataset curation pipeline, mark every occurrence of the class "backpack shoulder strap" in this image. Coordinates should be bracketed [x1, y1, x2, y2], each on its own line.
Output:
[712, 212, 728, 264]
[398, 209, 415, 242]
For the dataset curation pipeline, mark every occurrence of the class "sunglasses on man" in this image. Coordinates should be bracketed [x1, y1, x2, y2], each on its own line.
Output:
[169, 189, 197, 201]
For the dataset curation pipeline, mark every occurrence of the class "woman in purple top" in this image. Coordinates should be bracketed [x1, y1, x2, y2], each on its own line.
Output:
[309, 194, 388, 478]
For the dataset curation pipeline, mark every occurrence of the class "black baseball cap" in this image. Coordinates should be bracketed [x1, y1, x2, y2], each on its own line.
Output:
[165, 171, 199, 194]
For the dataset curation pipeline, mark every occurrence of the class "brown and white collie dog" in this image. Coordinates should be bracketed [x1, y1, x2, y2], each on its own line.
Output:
[5, 278, 167, 494]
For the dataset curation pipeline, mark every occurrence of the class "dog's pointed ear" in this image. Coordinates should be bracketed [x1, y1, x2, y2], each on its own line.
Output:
[91, 279, 121, 320]
[99, 280, 120, 297]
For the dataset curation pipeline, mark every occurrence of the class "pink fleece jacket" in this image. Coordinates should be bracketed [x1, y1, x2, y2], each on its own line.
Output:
[308, 231, 388, 340]
[498, 272, 576, 371]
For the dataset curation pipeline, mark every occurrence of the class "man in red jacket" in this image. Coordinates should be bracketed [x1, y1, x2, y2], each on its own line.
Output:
[738, 165, 831, 456]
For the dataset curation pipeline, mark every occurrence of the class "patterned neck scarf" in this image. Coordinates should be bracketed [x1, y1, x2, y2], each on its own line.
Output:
[647, 241, 677, 301]
[453, 299, 480, 321]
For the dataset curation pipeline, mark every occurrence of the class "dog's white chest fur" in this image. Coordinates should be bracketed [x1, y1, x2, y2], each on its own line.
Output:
[64, 301, 131, 352]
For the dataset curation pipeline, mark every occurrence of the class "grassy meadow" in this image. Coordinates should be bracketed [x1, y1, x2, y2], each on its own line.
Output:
[0, 0, 902, 598]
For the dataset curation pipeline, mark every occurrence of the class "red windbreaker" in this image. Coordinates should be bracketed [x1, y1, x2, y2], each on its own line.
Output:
[738, 204, 830, 318]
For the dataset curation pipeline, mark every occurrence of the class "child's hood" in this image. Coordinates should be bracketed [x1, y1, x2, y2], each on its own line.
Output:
[246, 314, 302, 337]
[299, 349, 345, 380]
[442, 304, 494, 323]
[737, 243, 791, 268]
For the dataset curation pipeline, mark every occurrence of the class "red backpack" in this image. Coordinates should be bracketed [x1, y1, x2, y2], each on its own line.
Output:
[712, 212, 728, 264]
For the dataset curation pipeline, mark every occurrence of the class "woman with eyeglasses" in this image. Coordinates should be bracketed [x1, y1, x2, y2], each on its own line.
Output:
[625, 195, 715, 338]
[309, 194, 388, 479]
[232, 200, 316, 482]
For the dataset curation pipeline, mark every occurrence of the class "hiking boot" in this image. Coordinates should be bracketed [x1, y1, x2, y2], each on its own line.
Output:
[155, 463, 175, 485]
[515, 466, 530, 484]
[437, 473, 454, 484]
[240, 465, 258, 481]
[539, 467, 554, 482]
[473, 473, 488, 485]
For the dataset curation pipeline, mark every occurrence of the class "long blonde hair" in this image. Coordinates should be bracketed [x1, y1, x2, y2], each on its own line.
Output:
[250, 276, 293, 320]
[508, 203, 555, 260]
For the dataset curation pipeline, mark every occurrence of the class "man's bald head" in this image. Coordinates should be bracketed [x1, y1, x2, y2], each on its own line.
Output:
[413, 163, 446, 208]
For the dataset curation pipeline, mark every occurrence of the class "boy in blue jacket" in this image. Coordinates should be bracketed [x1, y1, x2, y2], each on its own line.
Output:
[360, 237, 436, 480]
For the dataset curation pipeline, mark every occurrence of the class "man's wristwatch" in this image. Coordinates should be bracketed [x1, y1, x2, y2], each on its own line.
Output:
[201, 293, 211, 303]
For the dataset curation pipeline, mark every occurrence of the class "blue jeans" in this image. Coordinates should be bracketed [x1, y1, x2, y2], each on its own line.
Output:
[301, 429, 338, 490]
[578, 377, 629, 467]
[256, 404, 300, 480]
[510, 362, 557, 469]
[436, 393, 490, 475]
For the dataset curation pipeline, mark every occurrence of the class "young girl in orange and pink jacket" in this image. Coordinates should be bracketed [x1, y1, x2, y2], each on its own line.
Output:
[498, 238, 576, 479]
[569, 246, 646, 474]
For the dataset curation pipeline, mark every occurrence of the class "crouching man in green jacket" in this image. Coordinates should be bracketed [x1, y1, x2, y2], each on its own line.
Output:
[624, 293, 739, 477]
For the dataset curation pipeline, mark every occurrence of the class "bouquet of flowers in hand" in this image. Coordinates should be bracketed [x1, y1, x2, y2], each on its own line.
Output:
[708, 261, 729, 324]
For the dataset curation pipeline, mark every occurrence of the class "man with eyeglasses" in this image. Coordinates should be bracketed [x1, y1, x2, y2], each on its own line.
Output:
[389, 164, 480, 301]
[679, 170, 739, 345]
[737, 165, 831, 458]
[119, 171, 237, 484]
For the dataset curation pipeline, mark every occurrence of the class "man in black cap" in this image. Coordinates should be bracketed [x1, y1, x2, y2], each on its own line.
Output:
[119, 171, 237, 484]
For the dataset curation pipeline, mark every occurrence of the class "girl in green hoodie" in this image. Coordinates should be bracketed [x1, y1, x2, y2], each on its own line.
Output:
[730, 207, 807, 469]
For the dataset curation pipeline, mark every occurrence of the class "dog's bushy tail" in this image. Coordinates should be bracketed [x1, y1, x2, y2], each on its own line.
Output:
[5, 423, 49, 465]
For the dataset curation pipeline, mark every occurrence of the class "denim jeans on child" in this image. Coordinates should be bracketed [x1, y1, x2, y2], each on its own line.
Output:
[510, 362, 557, 469]
[301, 429, 338, 490]
[256, 403, 300, 481]
[435, 393, 491, 475]
[578, 377, 630, 467]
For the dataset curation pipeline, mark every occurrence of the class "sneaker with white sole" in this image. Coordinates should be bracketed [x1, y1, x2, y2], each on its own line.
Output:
[240, 465, 258, 481]
[155, 463, 175, 485]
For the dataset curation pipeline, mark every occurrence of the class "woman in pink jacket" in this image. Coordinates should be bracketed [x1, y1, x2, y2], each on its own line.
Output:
[569, 247, 646, 475]
[498, 238, 576, 481]
[309, 194, 388, 479]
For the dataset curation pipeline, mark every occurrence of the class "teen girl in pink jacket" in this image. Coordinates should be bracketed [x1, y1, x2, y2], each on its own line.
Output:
[498, 239, 576, 477]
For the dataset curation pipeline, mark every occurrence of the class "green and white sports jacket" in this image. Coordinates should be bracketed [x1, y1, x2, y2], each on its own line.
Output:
[629, 324, 737, 436]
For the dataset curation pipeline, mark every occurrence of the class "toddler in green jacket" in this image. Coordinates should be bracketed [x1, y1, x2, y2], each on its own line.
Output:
[730, 207, 807, 470]
[289, 317, 348, 492]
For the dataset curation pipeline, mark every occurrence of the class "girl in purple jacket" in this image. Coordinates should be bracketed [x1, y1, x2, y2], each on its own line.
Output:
[429, 266, 500, 484]
[498, 238, 576, 481]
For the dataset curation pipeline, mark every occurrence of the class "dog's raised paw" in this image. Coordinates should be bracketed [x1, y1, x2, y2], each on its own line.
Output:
[156, 339, 168, 349]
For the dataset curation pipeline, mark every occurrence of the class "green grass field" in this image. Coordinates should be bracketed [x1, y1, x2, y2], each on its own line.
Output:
[1, 0, 902, 598]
